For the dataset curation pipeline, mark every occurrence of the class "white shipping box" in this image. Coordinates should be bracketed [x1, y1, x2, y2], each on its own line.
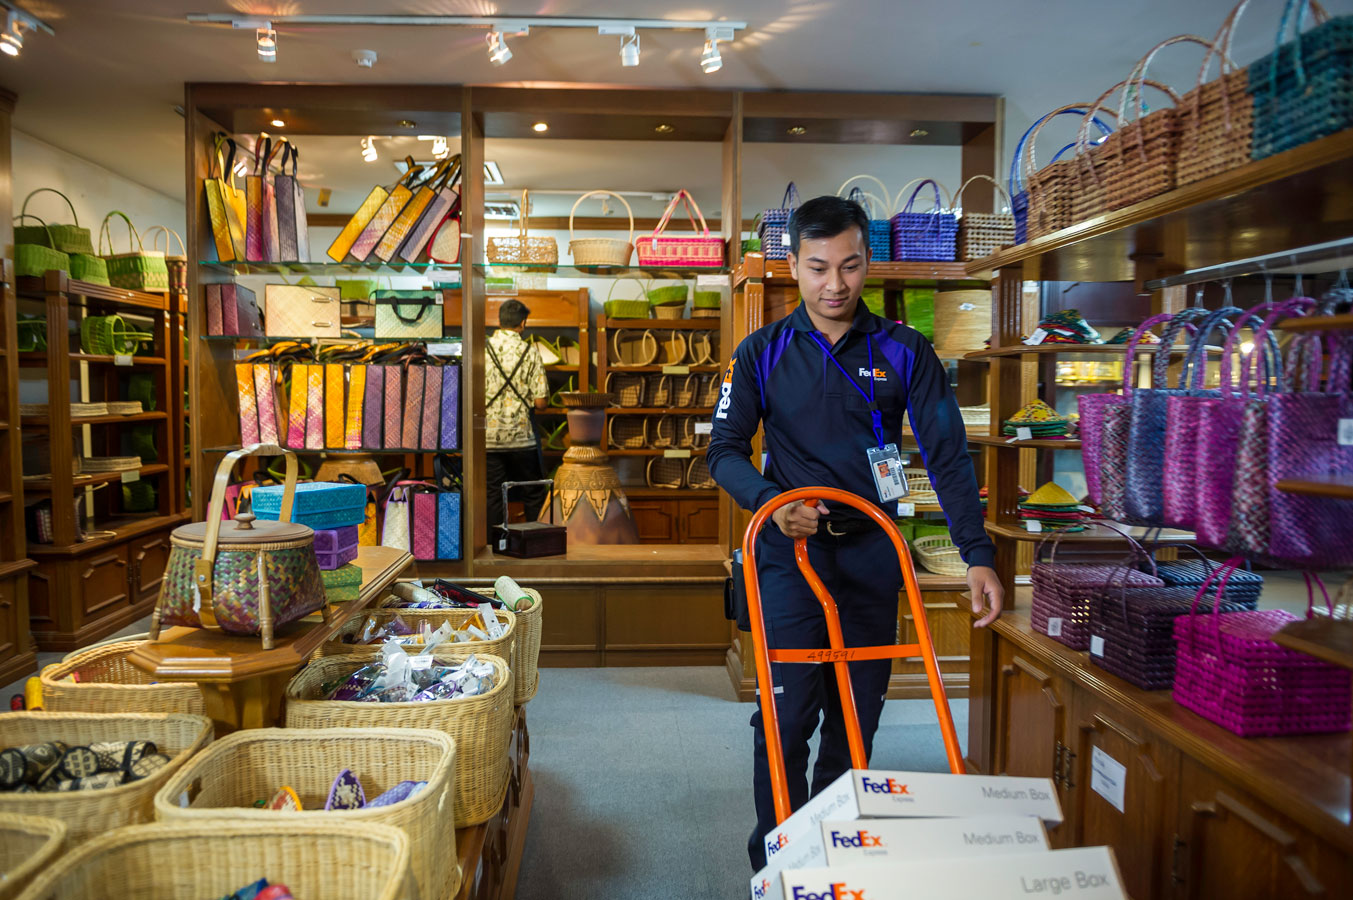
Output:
[781, 846, 1127, 900]
[765, 769, 1061, 864]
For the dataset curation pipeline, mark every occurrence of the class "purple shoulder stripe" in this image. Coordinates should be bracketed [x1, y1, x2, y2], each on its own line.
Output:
[755, 327, 795, 409]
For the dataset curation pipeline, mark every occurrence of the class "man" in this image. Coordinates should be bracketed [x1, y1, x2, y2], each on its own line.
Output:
[485, 298, 549, 533]
[706, 195, 1003, 871]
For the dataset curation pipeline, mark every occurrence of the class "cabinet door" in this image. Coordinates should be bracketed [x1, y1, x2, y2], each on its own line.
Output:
[0, 577, 18, 661]
[628, 500, 678, 543]
[993, 639, 1073, 846]
[1069, 692, 1179, 900]
[80, 548, 130, 619]
[130, 531, 173, 604]
[678, 498, 720, 543]
[1176, 757, 1353, 899]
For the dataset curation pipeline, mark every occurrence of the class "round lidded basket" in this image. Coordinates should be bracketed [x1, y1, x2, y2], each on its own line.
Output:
[40, 641, 205, 716]
[568, 189, 635, 267]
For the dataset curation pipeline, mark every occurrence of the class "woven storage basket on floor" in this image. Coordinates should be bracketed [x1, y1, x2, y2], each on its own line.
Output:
[645, 374, 672, 407]
[285, 653, 513, 827]
[697, 373, 720, 407]
[568, 190, 634, 267]
[0, 815, 65, 900]
[607, 415, 648, 450]
[651, 414, 677, 449]
[655, 330, 688, 365]
[322, 607, 516, 666]
[0, 712, 212, 848]
[456, 585, 544, 705]
[610, 329, 658, 366]
[686, 456, 715, 488]
[954, 175, 1016, 261]
[647, 456, 686, 488]
[606, 372, 647, 408]
[903, 468, 938, 504]
[674, 373, 700, 408]
[16, 820, 412, 900]
[154, 727, 457, 900]
[912, 535, 967, 577]
[40, 641, 205, 715]
[487, 189, 557, 268]
[688, 331, 716, 365]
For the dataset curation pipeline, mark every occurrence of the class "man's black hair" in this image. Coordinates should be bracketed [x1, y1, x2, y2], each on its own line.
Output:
[498, 299, 530, 329]
[787, 195, 870, 257]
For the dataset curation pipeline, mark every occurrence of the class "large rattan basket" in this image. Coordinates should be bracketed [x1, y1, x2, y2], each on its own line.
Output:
[0, 815, 65, 900]
[39, 641, 205, 716]
[487, 189, 557, 268]
[477, 586, 544, 704]
[154, 727, 457, 900]
[610, 329, 658, 366]
[568, 190, 634, 267]
[685, 417, 710, 450]
[284, 653, 513, 827]
[0, 712, 213, 848]
[16, 821, 413, 900]
[607, 415, 648, 450]
[322, 607, 516, 667]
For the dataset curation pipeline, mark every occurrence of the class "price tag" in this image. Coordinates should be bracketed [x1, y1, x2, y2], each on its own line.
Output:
[120, 468, 141, 484]
[427, 342, 462, 357]
[1046, 617, 1063, 637]
[780, 232, 791, 247]
[662, 364, 690, 375]
[434, 293, 444, 305]
[664, 448, 692, 459]
[497, 538, 507, 551]
[409, 655, 434, 671]
[694, 422, 712, 435]
[696, 274, 731, 288]
[897, 501, 915, 518]
[1340, 419, 1353, 446]
[1027, 521, 1043, 533]
[114, 353, 133, 367]
[1090, 635, 1106, 656]
[1016, 426, 1033, 441]
[1023, 328, 1048, 346]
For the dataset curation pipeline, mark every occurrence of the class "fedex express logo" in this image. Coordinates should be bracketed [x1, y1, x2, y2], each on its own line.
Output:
[791, 884, 865, 900]
[860, 777, 910, 795]
[857, 367, 888, 381]
[751, 878, 772, 899]
[714, 358, 736, 420]
[766, 831, 790, 857]
[829, 829, 884, 849]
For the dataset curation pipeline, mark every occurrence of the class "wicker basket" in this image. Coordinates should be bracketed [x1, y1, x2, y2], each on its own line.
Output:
[691, 307, 721, 319]
[686, 457, 716, 489]
[903, 468, 938, 504]
[285, 654, 513, 827]
[568, 190, 634, 267]
[604, 278, 651, 320]
[635, 190, 725, 268]
[322, 607, 516, 666]
[931, 290, 992, 357]
[954, 175, 1015, 262]
[646, 457, 686, 489]
[98, 211, 169, 292]
[652, 304, 688, 320]
[610, 329, 658, 366]
[606, 372, 647, 408]
[608, 416, 648, 450]
[487, 189, 557, 268]
[59, 632, 152, 663]
[655, 331, 688, 366]
[39, 641, 205, 716]
[1093, 69, 1185, 212]
[1177, 7, 1252, 186]
[697, 373, 720, 408]
[912, 534, 966, 576]
[685, 417, 710, 450]
[79, 315, 152, 356]
[645, 374, 672, 407]
[651, 414, 677, 449]
[16, 821, 412, 900]
[154, 727, 457, 900]
[14, 215, 70, 280]
[674, 373, 700, 408]
[688, 331, 716, 365]
[1022, 103, 1119, 240]
[0, 815, 65, 900]
[675, 415, 696, 450]
[0, 712, 212, 848]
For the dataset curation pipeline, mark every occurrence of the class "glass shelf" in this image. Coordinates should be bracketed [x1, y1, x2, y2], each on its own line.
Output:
[199, 261, 463, 277]
[477, 263, 731, 279]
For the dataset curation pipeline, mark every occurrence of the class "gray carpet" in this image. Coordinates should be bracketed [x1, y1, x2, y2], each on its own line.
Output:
[516, 667, 968, 900]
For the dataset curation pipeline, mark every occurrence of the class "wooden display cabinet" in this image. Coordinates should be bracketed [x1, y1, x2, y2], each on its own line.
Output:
[0, 261, 35, 684]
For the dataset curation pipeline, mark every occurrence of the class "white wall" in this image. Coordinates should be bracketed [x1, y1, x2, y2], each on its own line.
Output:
[11, 131, 184, 258]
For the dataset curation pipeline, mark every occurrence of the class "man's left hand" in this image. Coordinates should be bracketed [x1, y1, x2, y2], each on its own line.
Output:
[967, 566, 1004, 628]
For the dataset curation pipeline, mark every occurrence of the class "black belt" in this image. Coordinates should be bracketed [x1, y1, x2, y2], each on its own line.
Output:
[823, 517, 874, 537]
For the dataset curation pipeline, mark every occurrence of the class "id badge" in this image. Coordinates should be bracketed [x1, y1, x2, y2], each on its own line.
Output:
[867, 443, 909, 503]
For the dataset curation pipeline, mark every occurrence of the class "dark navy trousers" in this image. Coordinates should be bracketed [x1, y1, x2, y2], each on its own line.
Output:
[747, 524, 902, 871]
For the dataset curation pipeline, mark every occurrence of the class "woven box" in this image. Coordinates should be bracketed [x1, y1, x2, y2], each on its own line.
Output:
[1030, 563, 1164, 651]
[321, 564, 362, 604]
[313, 525, 360, 570]
[252, 481, 367, 529]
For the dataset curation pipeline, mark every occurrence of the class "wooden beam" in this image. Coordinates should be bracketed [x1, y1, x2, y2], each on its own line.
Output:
[307, 213, 721, 232]
[742, 90, 1000, 125]
[461, 91, 488, 564]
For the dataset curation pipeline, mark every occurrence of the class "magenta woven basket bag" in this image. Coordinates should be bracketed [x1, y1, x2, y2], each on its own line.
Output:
[1078, 390, 1125, 507]
[1029, 528, 1163, 651]
[635, 190, 725, 268]
[1173, 567, 1352, 737]
[1095, 313, 1173, 520]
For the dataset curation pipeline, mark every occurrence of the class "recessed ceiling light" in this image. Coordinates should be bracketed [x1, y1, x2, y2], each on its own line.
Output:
[655, 124, 675, 134]
[270, 118, 285, 128]
[910, 128, 929, 138]
[787, 126, 806, 135]
[397, 119, 416, 128]
[532, 122, 548, 133]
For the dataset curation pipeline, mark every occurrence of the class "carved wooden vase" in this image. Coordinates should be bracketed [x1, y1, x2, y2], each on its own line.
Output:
[545, 392, 639, 544]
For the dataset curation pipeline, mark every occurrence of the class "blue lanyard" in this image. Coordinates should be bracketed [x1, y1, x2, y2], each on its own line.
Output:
[809, 332, 886, 449]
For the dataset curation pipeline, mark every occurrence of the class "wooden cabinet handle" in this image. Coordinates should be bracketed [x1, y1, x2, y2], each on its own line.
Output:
[0, 599, 10, 609]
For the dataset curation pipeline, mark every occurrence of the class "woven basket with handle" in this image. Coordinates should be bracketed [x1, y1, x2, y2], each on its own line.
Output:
[322, 607, 516, 668]
[954, 175, 1015, 261]
[655, 330, 688, 366]
[608, 415, 648, 450]
[911, 534, 967, 576]
[14, 215, 70, 279]
[1087, 62, 1187, 212]
[606, 371, 647, 407]
[646, 456, 686, 488]
[650, 414, 677, 448]
[688, 331, 716, 365]
[153, 727, 458, 900]
[1022, 106, 1105, 240]
[686, 456, 716, 488]
[568, 189, 634, 267]
[604, 277, 651, 320]
[0, 814, 65, 900]
[488, 189, 558, 268]
[904, 468, 938, 504]
[145, 225, 188, 293]
[697, 373, 720, 407]
[645, 374, 672, 407]
[18, 820, 412, 900]
[15, 188, 94, 254]
[610, 328, 658, 366]
[636, 190, 725, 268]
[39, 641, 204, 715]
[99, 210, 169, 292]
[674, 373, 700, 407]
[836, 175, 895, 261]
[1177, 3, 1253, 185]
[684, 416, 710, 449]
[285, 652, 513, 827]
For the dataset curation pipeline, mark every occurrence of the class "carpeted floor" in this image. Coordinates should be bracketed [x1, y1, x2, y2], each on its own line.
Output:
[515, 667, 968, 900]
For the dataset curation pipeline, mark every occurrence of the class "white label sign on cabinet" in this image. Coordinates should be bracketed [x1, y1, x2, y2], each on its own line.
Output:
[1090, 746, 1127, 814]
[1339, 419, 1353, 446]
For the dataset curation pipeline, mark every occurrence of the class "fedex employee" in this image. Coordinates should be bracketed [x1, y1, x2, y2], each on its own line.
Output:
[706, 195, 1002, 870]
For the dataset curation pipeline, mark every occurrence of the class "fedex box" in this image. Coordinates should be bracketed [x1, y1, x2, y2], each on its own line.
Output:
[822, 814, 1049, 865]
[765, 770, 1061, 864]
[781, 846, 1127, 900]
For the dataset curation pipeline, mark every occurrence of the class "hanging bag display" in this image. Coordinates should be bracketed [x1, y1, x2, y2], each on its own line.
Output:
[635, 190, 725, 268]
[204, 133, 247, 262]
[373, 290, 443, 340]
[274, 141, 310, 262]
[14, 215, 71, 279]
[401, 155, 462, 262]
[757, 182, 800, 261]
[953, 175, 1015, 261]
[1094, 312, 1175, 520]
[374, 157, 450, 263]
[488, 188, 558, 267]
[98, 211, 169, 292]
[890, 179, 958, 262]
[350, 159, 425, 262]
[568, 189, 635, 267]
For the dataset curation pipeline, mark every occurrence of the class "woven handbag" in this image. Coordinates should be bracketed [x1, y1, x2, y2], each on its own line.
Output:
[609, 329, 658, 367]
[489, 189, 558, 268]
[144, 225, 186, 293]
[1023, 105, 1118, 240]
[758, 182, 800, 260]
[372, 290, 442, 340]
[14, 215, 70, 279]
[1177, 3, 1254, 185]
[836, 175, 893, 261]
[17, 188, 94, 255]
[568, 190, 635, 267]
[636, 190, 725, 268]
[374, 156, 451, 263]
[1249, 0, 1350, 160]
[402, 155, 461, 263]
[1012, 105, 1114, 243]
[80, 315, 153, 356]
[954, 175, 1015, 261]
[606, 372, 646, 408]
[890, 179, 957, 262]
[204, 133, 246, 262]
[646, 456, 685, 488]
[604, 277, 651, 320]
[99, 211, 169, 292]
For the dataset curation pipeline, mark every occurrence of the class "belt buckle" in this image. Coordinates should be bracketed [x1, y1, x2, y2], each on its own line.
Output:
[826, 522, 846, 537]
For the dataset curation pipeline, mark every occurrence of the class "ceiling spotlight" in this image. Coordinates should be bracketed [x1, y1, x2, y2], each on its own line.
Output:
[353, 49, 377, 68]
[619, 32, 640, 67]
[487, 30, 512, 66]
[256, 23, 276, 63]
[909, 128, 930, 138]
[700, 38, 722, 74]
[361, 136, 377, 163]
[654, 124, 675, 134]
[270, 118, 285, 128]
[787, 126, 806, 135]
[532, 122, 548, 133]
[431, 136, 449, 159]
[0, 12, 23, 57]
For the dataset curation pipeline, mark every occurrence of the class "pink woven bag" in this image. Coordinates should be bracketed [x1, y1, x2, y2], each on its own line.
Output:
[635, 190, 725, 268]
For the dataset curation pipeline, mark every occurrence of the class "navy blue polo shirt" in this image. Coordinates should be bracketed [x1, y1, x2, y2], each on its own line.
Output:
[707, 301, 995, 569]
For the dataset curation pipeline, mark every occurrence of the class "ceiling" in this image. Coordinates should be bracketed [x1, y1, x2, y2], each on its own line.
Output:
[0, 1, 1297, 217]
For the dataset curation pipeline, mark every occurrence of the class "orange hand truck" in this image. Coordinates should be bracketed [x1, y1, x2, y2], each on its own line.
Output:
[743, 487, 965, 825]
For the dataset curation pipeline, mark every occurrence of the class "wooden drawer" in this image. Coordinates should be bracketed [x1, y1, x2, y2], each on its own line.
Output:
[80, 546, 130, 617]
[130, 531, 173, 604]
[0, 577, 19, 661]
[629, 500, 678, 543]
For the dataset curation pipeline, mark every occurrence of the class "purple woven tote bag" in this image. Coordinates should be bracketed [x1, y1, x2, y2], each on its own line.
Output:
[890, 179, 958, 262]
[1096, 313, 1175, 521]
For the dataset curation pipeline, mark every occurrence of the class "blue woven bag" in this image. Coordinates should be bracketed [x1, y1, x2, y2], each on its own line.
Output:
[890, 179, 958, 262]
[837, 176, 894, 261]
[757, 182, 800, 260]
[1249, 1, 1353, 159]
[1009, 107, 1114, 244]
[437, 491, 461, 560]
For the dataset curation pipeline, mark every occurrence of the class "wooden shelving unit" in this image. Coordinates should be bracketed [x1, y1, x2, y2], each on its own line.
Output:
[0, 261, 35, 685]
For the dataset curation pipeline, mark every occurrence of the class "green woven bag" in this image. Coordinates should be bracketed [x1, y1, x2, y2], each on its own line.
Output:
[80, 315, 153, 356]
[693, 290, 722, 310]
[15, 188, 95, 255]
[70, 252, 110, 285]
[604, 277, 651, 320]
[647, 285, 689, 307]
[14, 215, 70, 279]
[99, 210, 169, 292]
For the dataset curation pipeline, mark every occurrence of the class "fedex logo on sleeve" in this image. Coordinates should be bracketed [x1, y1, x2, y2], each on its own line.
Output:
[828, 829, 883, 849]
[791, 884, 865, 900]
[859, 777, 909, 795]
[714, 358, 737, 419]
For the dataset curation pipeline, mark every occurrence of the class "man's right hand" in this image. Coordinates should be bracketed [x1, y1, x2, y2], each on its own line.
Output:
[772, 499, 831, 539]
